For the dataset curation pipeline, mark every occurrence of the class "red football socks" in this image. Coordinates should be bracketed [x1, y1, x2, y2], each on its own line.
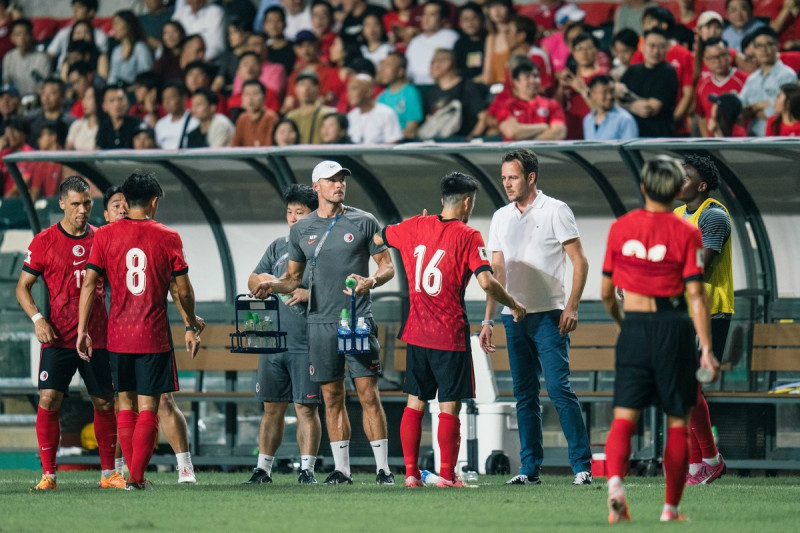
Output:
[664, 427, 690, 506]
[129, 410, 159, 484]
[400, 407, 424, 479]
[438, 412, 461, 482]
[690, 388, 718, 459]
[117, 410, 138, 471]
[36, 406, 60, 476]
[605, 418, 635, 481]
[93, 408, 117, 472]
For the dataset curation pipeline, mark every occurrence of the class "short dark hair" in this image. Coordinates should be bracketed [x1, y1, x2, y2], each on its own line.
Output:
[179, 33, 205, 50]
[283, 184, 318, 210]
[511, 15, 538, 45]
[228, 15, 251, 34]
[441, 171, 479, 206]
[641, 156, 684, 204]
[60, 175, 90, 198]
[68, 60, 95, 78]
[264, 5, 286, 24]
[612, 28, 639, 49]
[322, 112, 348, 131]
[185, 60, 212, 78]
[311, 0, 334, 17]
[571, 32, 599, 50]
[242, 79, 266, 95]
[134, 70, 163, 91]
[426, 0, 450, 20]
[103, 186, 123, 210]
[748, 26, 779, 43]
[10, 17, 33, 34]
[40, 120, 67, 147]
[683, 154, 721, 192]
[643, 6, 675, 31]
[588, 74, 614, 89]
[273, 117, 300, 144]
[72, 0, 98, 11]
[511, 60, 539, 80]
[726, 0, 753, 12]
[43, 77, 66, 96]
[121, 170, 164, 208]
[503, 149, 539, 183]
[6, 116, 29, 136]
[66, 40, 95, 56]
[163, 80, 189, 97]
[643, 27, 669, 41]
[703, 36, 728, 50]
[237, 51, 261, 68]
[385, 50, 407, 71]
[192, 87, 218, 106]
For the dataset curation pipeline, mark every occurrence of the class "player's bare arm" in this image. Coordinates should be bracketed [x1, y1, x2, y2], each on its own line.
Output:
[479, 250, 506, 353]
[686, 279, 720, 381]
[248, 271, 309, 306]
[250, 260, 305, 299]
[560, 237, 588, 335]
[16, 270, 58, 344]
[169, 278, 205, 356]
[600, 275, 624, 327]
[76, 267, 100, 360]
[174, 273, 202, 358]
[476, 270, 526, 322]
[345, 248, 394, 296]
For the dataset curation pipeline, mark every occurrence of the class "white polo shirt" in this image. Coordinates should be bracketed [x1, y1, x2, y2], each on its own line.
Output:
[487, 191, 579, 314]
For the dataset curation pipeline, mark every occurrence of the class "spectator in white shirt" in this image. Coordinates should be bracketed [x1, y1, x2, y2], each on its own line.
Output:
[47, 0, 109, 71]
[187, 88, 235, 147]
[155, 81, 198, 148]
[172, 0, 226, 61]
[404, 0, 459, 85]
[346, 73, 402, 143]
[284, 0, 314, 40]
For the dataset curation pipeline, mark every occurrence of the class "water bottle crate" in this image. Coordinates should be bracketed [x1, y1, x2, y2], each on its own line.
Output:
[337, 334, 370, 355]
[230, 294, 289, 355]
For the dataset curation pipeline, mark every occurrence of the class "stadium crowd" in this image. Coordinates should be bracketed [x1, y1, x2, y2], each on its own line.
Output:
[1, 0, 800, 197]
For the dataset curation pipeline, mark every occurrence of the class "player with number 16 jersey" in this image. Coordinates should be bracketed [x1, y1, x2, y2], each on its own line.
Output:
[87, 219, 188, 354]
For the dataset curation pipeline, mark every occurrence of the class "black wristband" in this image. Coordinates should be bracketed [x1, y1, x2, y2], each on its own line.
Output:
[185, 326, 194, 331]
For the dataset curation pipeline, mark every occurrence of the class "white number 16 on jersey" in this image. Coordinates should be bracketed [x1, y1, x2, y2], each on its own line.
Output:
[413, 245, 445, 296]
[126, 248, 147, 295]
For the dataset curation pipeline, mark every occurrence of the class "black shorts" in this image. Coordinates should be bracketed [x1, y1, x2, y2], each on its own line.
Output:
[403, 343, 475, 402]
[613, 311, 697, 417]
[111, 351, 179, 397]
[38, 347, 114, 396]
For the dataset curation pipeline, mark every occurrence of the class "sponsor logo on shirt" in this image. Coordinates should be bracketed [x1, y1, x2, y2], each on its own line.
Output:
[40, 371, 48, 382]
[73, 245, 85, 257]
[343, 233, 354, 243]
[307, 235, 318, 245]
[25, 249, 32, 264]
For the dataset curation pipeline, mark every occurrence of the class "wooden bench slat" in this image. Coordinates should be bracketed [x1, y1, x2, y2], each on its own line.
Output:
[751, 348, 800, 371]
[170, 324, 235, 347]
[752, 323, 800, 346]
[175, 349, 259, 371]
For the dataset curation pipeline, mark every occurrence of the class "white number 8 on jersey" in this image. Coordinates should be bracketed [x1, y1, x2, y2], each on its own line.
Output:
[126, 248, 147, 295]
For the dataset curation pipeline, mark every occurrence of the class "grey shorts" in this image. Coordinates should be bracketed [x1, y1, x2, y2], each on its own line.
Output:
[307, 319, 382, 383]
[256, 351, 321, 404]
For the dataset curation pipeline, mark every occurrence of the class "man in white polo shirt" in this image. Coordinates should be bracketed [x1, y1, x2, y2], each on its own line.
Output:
[404, 0, 459, 85]
[479, 148, 593, 486]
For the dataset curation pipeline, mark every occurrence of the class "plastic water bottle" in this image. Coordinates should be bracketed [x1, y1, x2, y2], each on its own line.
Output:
[355, 317, 369, 352]
[262, 315, 275, 348]
[460, 471, 479, 483]
[279, 292, 305, 315]
[420, 470, 440, 485]
[337, 309, 351, 354]
[243, 311, 255, 348]
[696, 367, 713, 384]
[252, 313, 263, 348]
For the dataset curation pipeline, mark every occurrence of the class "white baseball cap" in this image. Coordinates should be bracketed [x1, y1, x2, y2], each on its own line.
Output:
[697, 10, 724, 28]
[312, 160, 351, 182]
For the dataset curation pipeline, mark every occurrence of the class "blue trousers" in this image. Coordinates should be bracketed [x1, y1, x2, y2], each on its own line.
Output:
[503, 310, 592, 476]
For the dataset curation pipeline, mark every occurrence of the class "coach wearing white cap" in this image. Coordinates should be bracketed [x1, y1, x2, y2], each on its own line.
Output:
[251, 160, 396, 485]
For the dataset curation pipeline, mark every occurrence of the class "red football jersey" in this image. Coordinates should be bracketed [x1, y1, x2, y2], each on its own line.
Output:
[695, 68, 747, 122]
[602, 210, 704, 298]
[383, 215, 492, 352]
[491, 95, 566, 142]
[765, 115, 800, 136]
[23, 223, 108, 349]
[87, 218, 188, 353]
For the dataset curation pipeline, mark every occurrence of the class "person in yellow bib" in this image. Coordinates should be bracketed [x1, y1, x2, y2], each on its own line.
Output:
[675, 154, 733, 486]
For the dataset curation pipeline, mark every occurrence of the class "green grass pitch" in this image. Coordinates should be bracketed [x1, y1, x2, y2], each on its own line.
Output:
[2, 470, 799, 532]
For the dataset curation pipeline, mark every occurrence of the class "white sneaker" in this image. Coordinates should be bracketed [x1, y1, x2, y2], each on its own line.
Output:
[573, 471, 593, 485]
[178, 465, 196, 483]
[505, 474, 541, 485]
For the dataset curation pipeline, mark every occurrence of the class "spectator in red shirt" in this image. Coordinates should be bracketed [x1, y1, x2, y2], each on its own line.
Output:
[283, 31, 342, 112]
[311, 0, 338, 61]
[0, 116, 33, 197]
[29, 121, 66, 200]
[556, 32, 607, 139]
[506, 15, 555, 93]
[0, 0, 13, 64]
[519, 0, 565, 37]
[674, 0, 698, 31]
[766, 83, 800, 135]
[383, 0, 418, 54]
[770, 0, 800, 50]
[491, 61, 567, 141]
[129, 71, 165, 129]
[66, 61, 98, 119]
[184, 60, 229, 118]
[227, 52, 282, 116]
[695, 37, 748, 136]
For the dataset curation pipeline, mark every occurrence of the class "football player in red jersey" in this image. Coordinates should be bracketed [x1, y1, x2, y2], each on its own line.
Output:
[16, 176, 119, 490]
[102, 186, 202, 484]
[376, 172, 526, 488]
[77, 170, 202, 490]
[600, 156, 719, 523]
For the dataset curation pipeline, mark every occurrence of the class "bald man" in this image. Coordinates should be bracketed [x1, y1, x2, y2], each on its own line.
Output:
[345, 74, 402, 144]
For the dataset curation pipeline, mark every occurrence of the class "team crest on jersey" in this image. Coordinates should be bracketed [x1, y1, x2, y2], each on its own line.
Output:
[537, 107, 550, 118]
[255, 382, 260, 393]
[72, 245, 85, 257]
[40, 371, 48, 382]
[343, 233, 354, 243]
[309, 364, 315, 376]
[25, 249, 32, 264]
[478, 246, 489, 260]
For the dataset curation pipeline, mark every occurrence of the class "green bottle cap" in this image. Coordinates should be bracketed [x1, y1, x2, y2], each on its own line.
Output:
[340, 308, 350, 319]
[345, 277, 357, 289]
[244, 311, 253, 320]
